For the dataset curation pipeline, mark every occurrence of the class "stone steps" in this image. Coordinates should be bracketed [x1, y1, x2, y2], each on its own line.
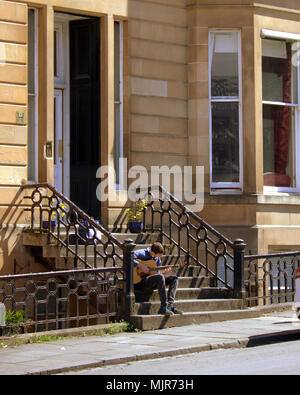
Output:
[42, 252, 192, 271]
[129, 309, 252, 331]
[135, 287, 230, 303]
[22, 228, 243, 331]
[44, 243, 175, 258]
[134, 298, 243, 315]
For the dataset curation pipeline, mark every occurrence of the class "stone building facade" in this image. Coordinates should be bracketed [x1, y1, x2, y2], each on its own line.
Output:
[1, 0, 300, 273]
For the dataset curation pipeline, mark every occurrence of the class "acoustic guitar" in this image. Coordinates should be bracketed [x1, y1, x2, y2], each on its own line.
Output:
[133, 258, 187, 285]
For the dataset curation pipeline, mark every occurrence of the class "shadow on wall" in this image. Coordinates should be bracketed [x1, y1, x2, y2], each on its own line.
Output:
[0, 187, 35, 276]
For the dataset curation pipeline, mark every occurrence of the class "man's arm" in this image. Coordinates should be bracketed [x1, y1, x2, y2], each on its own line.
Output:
[156, 257, 171, 275]
[133, 249, 150, 274]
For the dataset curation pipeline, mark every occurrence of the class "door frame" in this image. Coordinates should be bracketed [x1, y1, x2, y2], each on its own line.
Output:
[54, 12, 89, 198]
[54, 89, 63, 192]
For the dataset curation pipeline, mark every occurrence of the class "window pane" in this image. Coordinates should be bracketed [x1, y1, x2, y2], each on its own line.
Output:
[211, 32, 239, 97]
[262, 38, 298, 104]
[114, 22, 122, 186]
[212, 102, 240, 183]
[263, 104, 295, 187]
[114, 103, 121, 183]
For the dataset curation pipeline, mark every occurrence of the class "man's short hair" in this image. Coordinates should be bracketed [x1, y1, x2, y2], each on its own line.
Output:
[150, 242, 164, 255]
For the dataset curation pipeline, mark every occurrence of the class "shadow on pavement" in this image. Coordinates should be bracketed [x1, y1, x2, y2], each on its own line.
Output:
[247, 331, 300, 347]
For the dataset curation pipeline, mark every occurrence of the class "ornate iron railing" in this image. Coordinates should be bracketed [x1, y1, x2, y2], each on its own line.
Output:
[21, 183, 125, 270]
[244, 251, 300, 307]
[141, 185, 237, 291]
[0, 267, 125, 333]
[14, 182, 300, 328]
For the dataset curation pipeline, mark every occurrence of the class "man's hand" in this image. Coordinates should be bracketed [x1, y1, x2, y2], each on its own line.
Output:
[162, 267, 172, 275]
[137, 262, 150, 274]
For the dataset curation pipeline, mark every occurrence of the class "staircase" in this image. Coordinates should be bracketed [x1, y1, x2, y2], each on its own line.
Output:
[23, 230, 244, 330]
[110, 232, 244, 330]
[21, 183, 246, 331]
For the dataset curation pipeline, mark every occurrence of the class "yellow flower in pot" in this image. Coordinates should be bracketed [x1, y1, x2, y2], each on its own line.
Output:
[126, 200, 147, 233]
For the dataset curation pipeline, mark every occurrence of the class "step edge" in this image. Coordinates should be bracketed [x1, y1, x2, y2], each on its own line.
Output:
[130, 308, 250, 319]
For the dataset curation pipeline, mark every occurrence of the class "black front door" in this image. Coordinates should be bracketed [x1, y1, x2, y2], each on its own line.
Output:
[69, 18, 100, 218]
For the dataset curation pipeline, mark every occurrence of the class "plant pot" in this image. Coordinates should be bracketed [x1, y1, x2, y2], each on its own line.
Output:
[42, 220, 56, 232]
[128, 221, 143, 233]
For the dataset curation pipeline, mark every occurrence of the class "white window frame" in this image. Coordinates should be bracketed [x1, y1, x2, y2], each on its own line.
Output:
[261, 29, 300, 194]
[114, 21, 124, 190]
[54, 22, 65, 88]
[28, 8, 38, 183]
[209, 30, 243, 194]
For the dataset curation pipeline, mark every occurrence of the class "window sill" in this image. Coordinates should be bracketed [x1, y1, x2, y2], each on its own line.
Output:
[263, 187, 299, 195]
[210, 189, 243, 195]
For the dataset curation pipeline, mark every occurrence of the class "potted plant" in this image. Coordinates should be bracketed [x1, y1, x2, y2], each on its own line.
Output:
[42, 200, 67, 231]
[126, 200, 147, 233]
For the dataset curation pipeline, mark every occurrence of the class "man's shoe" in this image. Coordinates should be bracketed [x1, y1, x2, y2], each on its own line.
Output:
[158, 306, 174, 316]
[170, 306, 183, 314]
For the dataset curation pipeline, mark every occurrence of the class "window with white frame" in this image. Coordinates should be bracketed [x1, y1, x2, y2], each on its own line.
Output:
[209, 31, 242, 192]
[114, 21, 124, 188]
[54, 22, 65, 87]
[262, 31, 300, 191]
[28, 8, 38, 182]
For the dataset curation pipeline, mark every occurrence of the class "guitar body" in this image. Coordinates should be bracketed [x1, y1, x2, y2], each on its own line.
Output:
[133, 259, 160, 285]
[133, 259, 186, 285]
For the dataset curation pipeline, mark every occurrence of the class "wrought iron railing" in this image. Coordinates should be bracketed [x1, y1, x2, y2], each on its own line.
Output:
[244, 251, 300, 307]
[141, 185, 237, 291]
[21, 183, 125, 270]
[12, 182, 300, 327]
[0, 267, 124, 333]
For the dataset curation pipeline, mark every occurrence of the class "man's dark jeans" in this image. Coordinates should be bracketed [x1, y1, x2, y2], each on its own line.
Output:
[134, 274, 178, 308]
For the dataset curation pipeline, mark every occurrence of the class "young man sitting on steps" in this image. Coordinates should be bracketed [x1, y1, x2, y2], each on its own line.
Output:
[133, 242, 183, 316]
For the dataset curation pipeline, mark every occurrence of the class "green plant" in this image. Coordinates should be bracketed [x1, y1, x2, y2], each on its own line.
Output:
[123, 321, 140, 333]
[5, 309, 25, 325]
[0, 320, 140, 348]
[4, 309, 27, 335]
[29, 334, 66, 343]
[50, 199, 68, 221]
[126, 200, 147, 223]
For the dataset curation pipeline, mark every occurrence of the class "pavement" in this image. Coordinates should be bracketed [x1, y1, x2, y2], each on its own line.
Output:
[1, 304, 300, 375]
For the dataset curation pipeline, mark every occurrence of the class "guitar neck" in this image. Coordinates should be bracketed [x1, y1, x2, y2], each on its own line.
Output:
[149, 264, 178, 271]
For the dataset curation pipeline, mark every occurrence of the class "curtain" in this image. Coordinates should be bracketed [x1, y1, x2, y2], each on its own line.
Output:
[273, 42, 291, 176]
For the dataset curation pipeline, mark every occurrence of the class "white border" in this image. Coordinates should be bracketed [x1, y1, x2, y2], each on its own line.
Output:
[262, 29, 300, 42]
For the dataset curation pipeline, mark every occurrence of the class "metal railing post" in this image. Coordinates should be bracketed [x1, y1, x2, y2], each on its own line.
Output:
[123, 239, 136, 319]
[233, 238, 246, 300]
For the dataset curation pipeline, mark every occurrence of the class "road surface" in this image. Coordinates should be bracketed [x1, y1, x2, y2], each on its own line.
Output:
[62, 337, 300, 375]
